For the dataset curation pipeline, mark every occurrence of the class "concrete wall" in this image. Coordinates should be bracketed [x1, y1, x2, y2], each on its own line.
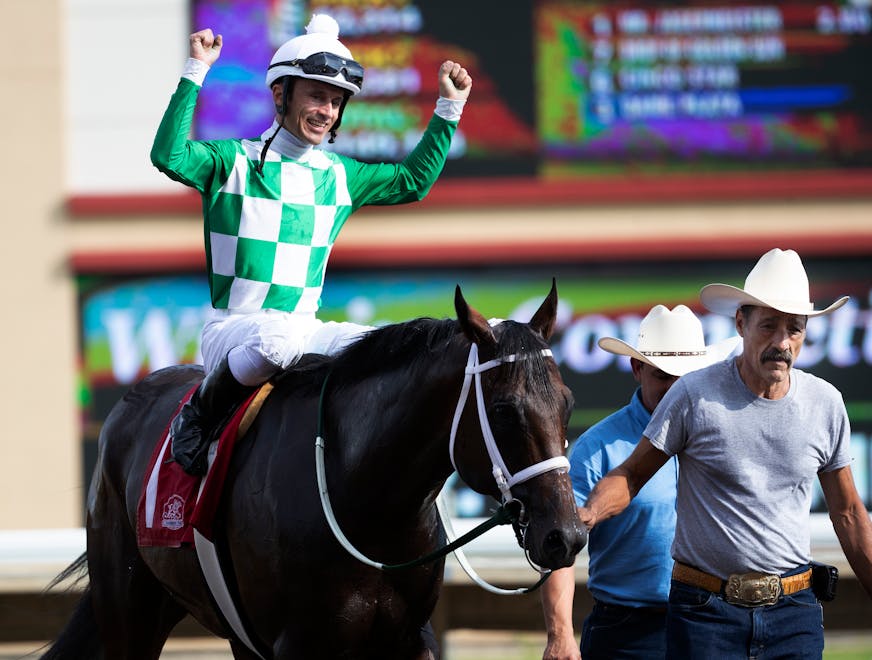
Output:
[66, 0, 187, 194]
[0, 0, 186, 529]
[0, 1, 78, 528]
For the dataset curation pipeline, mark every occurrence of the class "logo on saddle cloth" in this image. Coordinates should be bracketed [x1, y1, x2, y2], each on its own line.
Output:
[137, 382, 275, 547]
[161, 494, 186, 530]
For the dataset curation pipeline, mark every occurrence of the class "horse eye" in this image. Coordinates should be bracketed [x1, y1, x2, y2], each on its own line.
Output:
[492, 401, 517, 418]
[490, 401, 523, 428]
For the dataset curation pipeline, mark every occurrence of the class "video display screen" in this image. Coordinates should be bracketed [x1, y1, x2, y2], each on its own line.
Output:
[192, 0, 537, 177]
[538, 1, 872, 176]
[191, 0, 872, 195]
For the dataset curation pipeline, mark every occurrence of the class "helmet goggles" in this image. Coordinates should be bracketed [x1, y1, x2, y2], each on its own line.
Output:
[269, 51, 364, 90]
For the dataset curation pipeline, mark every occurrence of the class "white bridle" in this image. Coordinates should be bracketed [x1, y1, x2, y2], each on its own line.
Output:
[315, 340, 570, 570]
[448, 343, 570, 505]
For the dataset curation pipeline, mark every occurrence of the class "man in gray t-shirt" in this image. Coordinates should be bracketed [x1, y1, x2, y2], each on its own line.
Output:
[578, 248, 872, 659]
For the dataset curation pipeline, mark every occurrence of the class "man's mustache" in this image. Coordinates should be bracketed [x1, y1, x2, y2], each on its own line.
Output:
[761, 348, 793, 365]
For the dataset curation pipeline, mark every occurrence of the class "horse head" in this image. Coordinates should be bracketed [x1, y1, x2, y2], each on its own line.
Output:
[451, 280, 587, 570]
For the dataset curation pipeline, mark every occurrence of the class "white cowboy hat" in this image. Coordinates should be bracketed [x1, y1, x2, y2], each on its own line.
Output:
[700, 248, 848, 317]
[598, 304, 737, 377]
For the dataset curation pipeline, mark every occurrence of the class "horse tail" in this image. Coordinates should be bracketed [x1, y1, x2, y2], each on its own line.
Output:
[45, 550, 88, 591]
[41, 552, 104, 660]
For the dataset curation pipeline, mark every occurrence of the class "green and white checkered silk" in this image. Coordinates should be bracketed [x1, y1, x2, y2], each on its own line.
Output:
[152, 78, 456, 314]
[207, 142, 353, 312]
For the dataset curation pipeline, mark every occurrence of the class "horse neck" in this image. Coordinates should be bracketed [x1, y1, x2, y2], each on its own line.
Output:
[328, 344, 466, 514]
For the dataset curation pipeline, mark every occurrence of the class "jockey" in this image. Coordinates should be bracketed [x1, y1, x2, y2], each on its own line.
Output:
[151, 14, 472, 475]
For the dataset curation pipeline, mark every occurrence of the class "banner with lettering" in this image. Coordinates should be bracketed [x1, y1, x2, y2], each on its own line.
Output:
[78, 255, 872, 512]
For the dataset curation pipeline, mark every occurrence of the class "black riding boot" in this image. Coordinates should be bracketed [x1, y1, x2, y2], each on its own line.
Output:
[170, 356, 257, 476]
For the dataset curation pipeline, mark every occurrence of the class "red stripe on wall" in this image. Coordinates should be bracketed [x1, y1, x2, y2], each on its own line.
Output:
[66, 170, 872, 216]
[69, 233, 872, 274]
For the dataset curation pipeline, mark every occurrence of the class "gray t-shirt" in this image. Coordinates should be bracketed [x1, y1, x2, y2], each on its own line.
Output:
[645, 357, 851, 577]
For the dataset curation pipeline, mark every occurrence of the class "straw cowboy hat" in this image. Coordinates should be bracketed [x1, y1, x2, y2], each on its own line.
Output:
[598, 304, 738, 377]
[700, 248, 849, 317]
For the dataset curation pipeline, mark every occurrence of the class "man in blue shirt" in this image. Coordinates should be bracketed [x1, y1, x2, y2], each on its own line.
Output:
[541, 304, 736, 660]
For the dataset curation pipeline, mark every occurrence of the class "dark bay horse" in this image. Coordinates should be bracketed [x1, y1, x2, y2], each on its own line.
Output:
[44, 284, 586, 659]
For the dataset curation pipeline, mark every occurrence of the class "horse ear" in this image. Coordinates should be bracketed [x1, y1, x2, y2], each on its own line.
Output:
[455, 285, 497, 348]
[529, 278, 559, 340]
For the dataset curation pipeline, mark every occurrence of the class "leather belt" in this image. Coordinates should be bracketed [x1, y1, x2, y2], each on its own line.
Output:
[672, 562, 812, 607]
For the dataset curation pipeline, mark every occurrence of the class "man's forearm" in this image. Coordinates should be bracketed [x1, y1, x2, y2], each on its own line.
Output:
[541, 566, 576, 637]
[541, 566, 581, 659]
[580, 471, 633, 528]
[832, 508, 872, 598]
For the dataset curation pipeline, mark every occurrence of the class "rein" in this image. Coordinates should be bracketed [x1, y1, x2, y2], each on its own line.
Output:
[314, 341, 569, 594]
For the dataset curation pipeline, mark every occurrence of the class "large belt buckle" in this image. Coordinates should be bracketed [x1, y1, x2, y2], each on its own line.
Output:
[725, 572, 782, 607]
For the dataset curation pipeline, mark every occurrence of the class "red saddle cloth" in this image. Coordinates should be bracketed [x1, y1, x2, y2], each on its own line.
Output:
[136, 386, 262, 547]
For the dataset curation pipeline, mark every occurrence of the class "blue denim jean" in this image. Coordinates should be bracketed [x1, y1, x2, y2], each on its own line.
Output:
[580, 600, 668, 659]
[666, 580, 823, 659]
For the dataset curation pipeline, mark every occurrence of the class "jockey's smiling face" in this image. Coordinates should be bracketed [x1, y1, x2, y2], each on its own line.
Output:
[274, 77, 346, 146]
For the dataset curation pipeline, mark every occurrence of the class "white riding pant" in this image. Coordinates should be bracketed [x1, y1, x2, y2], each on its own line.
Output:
[201, 309, 373, 386]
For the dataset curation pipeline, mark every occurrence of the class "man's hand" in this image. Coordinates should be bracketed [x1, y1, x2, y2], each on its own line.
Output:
[189, 29, 223, 66]
[438, 60, 472, 101]
[543, 633, 582, 660]
[577, 506, 595, 530]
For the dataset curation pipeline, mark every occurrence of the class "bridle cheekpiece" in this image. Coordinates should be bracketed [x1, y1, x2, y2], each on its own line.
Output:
[448, 342, 570, 505]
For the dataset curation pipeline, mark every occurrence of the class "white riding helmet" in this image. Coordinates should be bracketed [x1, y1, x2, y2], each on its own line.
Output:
[265, 14, 363, 95]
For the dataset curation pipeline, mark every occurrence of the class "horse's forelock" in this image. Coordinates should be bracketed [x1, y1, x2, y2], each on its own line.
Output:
[491, 321, 559, 403]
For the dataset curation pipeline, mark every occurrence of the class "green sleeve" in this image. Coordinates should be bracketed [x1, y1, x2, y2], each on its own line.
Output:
[341, 114, 457, 209]
[150, 78, 236, 194]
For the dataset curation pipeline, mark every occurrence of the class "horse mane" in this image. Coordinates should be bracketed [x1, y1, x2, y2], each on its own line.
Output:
[271, 317, 459, 393]
[274, 315, 556, 404]
[330, 317, 460, 385]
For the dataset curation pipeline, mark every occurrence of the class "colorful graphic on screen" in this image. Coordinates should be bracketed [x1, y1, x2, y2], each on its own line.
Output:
[190, 0, 872, 190]
[537, 1, 872, 176]
[192, 0, 537, 176]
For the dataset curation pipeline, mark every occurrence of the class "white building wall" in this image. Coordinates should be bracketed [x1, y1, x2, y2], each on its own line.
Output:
[0, 0, 78, 528]
[0, 0, 190, 530]
[65, 0, 188, 193]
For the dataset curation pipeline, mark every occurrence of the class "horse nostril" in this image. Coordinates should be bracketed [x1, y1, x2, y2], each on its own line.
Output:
[542, 526, 588, 566]
[543, 529, 572, 563]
